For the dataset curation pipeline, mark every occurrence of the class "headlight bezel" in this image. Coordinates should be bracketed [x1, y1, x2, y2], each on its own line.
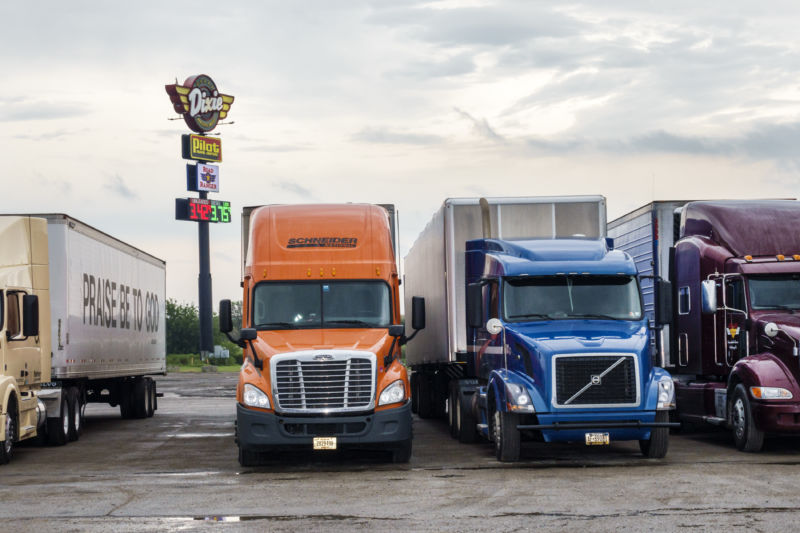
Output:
[750, 386, 793, 400]
[656, 378, 676, 410]
[243, 383, 271, 409]
[378, 379, 406, 406]
[506, 382, 535, 413]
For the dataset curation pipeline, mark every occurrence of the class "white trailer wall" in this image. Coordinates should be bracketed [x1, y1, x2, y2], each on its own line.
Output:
[46, 216, 166, 379]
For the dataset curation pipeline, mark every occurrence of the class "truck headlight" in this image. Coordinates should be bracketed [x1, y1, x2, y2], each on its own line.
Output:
[379, 380, 406, 406]
[657, 378, 675, 410]
[750, 386, 793, 400]
[506, 383, 535, 413]
[243, 383, 271, 409]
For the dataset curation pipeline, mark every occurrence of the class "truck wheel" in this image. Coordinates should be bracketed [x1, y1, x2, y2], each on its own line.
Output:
[639, 411, 669, 458]
[47, 395, 69, 446]
[447, 382, 458, 438]
[119, 382, 134, 419]
[67, 387, 82, 442]
[1, 397, 17, 464]
[410, 373, 419, 414]
[238, 446, 262, 467]
[146, 378, 156, 418]
[455, 384, 477, 444]
[391, 439, 412, 463]
[133, 379, 147, 419]
[417, 374, 434, 419]
[731, 384, 765, 452]
[493, 408, 521, 462]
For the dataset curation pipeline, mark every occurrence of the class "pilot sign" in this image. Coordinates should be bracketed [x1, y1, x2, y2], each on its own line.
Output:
[186, 163, 219, 193]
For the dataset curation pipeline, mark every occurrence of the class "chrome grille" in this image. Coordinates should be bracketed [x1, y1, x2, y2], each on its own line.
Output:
[553, 354, 639, 408]
[272, 351, 376, 413]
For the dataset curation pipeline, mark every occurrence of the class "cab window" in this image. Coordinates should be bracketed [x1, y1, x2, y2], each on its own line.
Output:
[6, 291, 21, 339]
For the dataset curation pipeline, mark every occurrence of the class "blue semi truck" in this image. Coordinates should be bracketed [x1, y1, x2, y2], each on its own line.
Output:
[403, 197, 677, 461]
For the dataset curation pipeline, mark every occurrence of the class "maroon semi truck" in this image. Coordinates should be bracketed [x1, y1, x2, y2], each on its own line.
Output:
[610, 200, 800, 451]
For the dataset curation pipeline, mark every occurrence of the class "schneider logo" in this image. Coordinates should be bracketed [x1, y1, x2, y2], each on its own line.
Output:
[287, 237, 358, 248]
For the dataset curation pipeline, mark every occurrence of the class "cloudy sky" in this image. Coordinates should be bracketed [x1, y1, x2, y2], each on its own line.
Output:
[5, 0, 800, 305]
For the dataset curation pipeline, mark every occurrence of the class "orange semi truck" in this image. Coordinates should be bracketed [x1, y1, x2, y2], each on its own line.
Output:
[219, 204, 416, 465]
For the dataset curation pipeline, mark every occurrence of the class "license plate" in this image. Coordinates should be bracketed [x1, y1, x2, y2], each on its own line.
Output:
[585, 432, 610, 445]
[313, 437, 337, 450]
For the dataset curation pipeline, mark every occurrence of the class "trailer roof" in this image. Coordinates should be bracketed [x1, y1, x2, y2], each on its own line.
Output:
[682, 200, 800, 257]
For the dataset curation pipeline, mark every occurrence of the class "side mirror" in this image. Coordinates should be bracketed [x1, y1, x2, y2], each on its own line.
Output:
[764, 322, 779, 338]
[467, 283, 482, 328]
[411, 296, 426, 331]
[388, 324, 405, 337]
[486, 318, 504, 335]
[22, 294, 39, 337]
[655, 279, 673, 326]
[240, 328, 257, 341]
[701, 280, 717, 314]
[219, 299, 233, 333]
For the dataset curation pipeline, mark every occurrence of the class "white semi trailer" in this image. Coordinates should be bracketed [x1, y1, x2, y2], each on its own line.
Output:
[0, 214, 166, 464]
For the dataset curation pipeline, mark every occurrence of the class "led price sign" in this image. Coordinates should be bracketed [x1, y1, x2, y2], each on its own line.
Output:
[175, 198, 231, 223]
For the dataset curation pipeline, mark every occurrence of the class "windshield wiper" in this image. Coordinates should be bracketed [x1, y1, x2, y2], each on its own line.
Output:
[571, 313, 623, 320]
[507, 313, 554, 319]
[326, 319, 378, 327]
[256, 321, 299, 329]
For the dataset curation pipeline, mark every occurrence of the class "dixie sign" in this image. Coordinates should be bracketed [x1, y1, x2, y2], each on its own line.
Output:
[165, 74, 234, 133]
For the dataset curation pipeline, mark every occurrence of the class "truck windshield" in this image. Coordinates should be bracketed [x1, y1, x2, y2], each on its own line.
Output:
[503, 275, 642, 321]
[748, 275, 800, 310]
[252, 281, 391, 329]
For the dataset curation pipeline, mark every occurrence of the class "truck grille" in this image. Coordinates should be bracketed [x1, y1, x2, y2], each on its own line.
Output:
[272, 351, 376, 413]
[553, 354, 638, 407]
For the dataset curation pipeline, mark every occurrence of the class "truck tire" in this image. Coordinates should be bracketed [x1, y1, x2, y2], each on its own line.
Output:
[1, 396, 17, 464]
[133, 379, 148, 419]
[731, 384, 765, 452]
[391, 439, 412, 463]
[67, 387, 82, 442]
[119, 382, 134, 420]
[146, 378, 156, 418]
[47, 395, 69, 446]
[410, 373, 419, 414]
[455, 383, 477, 444]
[447, 382, 458, 438]
[639, 411, 669, 458]
[238, 446, 262, 467]
[493, 408, 521, 462]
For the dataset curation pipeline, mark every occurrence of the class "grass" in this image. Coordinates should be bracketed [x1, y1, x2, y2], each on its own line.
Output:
[172, 364, 241, 373]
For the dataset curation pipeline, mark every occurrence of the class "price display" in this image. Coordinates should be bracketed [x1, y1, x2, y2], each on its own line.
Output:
[175, 198, 231, 223]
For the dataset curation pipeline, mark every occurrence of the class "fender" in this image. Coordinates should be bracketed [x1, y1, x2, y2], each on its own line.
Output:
[0, 376, 20, 440]
[487, 369, 545, 413]
[643, 367, 673, 411]
[729, 353, 800, 397]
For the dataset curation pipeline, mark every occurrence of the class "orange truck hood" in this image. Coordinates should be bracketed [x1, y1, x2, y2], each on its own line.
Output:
[254, 328, 393, 357]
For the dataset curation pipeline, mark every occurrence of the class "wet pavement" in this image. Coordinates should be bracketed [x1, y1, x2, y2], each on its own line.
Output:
[2, 372, 800, 531]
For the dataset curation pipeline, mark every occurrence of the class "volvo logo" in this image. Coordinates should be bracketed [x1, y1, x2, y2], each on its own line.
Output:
[591, 375, 602, 386]
[314, 354, 334, 361]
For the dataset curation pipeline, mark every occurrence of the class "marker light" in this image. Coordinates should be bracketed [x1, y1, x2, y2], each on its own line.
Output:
[379, 380, 406, 406]
[750, 386, 793, 400]
[744, 255, 753, 262]
[243, 383, 271, 409]
[794, 255, 800, 261]
[777, 255, 786, 261]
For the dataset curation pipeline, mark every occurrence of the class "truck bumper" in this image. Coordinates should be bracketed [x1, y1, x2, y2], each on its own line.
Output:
[519, 411, 678, 443]
[752, 402, 800, 433]
[236, 401, 412, 452]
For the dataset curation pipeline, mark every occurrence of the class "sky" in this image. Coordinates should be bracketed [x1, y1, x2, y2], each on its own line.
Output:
[5, 0, 800, 305]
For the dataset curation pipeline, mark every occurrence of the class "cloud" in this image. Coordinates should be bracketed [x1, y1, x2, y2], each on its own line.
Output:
[352, 127, 445, 145]
[103, 174, 138, 199]
[0, 100, 90, 122]
[241, 144, 311, 153]
[275, 180, 313, 198]
[454, 108, 505, 142]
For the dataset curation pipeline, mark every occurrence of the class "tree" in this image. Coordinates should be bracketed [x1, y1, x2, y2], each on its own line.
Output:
[165, 299, 199, 354]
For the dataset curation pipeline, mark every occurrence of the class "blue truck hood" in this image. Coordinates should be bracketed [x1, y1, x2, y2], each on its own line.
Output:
[502, 319, 650, 411]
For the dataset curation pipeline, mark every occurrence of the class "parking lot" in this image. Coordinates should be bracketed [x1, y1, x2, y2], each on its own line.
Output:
[2, 372, 800, 531]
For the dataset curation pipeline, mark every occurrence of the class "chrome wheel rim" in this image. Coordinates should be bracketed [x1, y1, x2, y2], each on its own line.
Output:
[493, 410, 501, 450]
[62, 402, 69, 436]
[733, 398, 746, 440]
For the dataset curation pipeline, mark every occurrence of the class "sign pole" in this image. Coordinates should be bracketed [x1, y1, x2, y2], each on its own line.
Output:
[197, 189, 213, 360]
